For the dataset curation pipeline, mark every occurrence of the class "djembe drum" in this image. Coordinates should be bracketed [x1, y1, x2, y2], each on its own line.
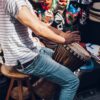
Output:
[53, 43, 91, 71]
[33, 43, 91, 99]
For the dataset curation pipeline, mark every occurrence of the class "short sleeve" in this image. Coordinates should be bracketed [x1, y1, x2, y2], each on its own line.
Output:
[4, 0, 28, 17]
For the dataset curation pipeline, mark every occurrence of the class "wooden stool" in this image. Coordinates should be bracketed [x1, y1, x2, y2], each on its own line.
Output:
[1, 65, 35, 100]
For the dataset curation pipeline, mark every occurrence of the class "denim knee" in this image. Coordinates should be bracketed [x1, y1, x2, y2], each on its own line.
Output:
[64, 75, 80, 90]
[73, 76, 80, 89]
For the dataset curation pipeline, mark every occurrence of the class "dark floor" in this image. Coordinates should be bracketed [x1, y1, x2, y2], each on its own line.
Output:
[75, 87, 100, 100]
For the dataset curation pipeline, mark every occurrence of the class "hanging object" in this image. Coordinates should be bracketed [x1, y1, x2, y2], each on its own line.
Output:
[77, 0, 92, 5]
[65, 4, 80, 25]
[89, 2, 100, 22]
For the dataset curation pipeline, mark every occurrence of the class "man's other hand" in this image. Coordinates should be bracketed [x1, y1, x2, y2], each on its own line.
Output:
[61, 31, 81, 44]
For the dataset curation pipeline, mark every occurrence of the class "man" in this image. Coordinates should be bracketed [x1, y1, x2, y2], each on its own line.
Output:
[0, 0, 80, 100]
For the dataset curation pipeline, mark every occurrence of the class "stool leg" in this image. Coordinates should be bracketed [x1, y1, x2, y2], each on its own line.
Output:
[26, 79, 36, 100]
[6, 78, 14, 100]
[18, 80, 23, 100]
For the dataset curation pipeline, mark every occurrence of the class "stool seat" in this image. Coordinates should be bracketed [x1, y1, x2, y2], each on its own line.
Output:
[1, 65, 29, 79]
[1, 65, 35, 100]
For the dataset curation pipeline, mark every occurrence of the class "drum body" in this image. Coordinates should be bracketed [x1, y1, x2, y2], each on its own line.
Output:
[53, 43, 91, 71]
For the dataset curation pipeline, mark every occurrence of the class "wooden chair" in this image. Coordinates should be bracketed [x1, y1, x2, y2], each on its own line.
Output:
[1, 65, 35, 100]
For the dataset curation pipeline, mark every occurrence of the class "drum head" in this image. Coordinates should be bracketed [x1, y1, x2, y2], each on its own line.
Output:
[67, 43, 91, 60]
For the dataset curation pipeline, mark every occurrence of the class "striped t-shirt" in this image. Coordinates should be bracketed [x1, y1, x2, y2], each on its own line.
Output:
[0, 0, 39, 66]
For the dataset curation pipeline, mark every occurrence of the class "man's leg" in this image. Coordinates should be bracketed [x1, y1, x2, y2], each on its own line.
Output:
[21, 48, 79, 100]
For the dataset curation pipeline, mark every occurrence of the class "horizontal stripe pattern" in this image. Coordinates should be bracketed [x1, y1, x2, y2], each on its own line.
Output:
[0, 0, 39, 66]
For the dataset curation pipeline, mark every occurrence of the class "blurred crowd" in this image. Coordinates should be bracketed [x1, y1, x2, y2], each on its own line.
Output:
[28, 0, 100, 47]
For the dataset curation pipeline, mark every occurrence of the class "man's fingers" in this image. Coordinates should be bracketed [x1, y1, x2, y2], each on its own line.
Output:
[71, 31, 80, 34]
[73, 36, 81, 41]
[65, 31, 71, 34]
[72, 34, 81, 41]
[72, 33, 80, 37]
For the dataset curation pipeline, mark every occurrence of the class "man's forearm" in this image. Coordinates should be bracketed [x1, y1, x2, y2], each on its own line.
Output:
[48, 26, 65, 36]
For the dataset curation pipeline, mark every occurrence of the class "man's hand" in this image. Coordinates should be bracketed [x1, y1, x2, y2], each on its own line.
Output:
[48, 26, 80, 44]
[60, 31, 81, 44]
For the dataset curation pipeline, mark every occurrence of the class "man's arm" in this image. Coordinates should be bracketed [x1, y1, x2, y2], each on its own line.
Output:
[16, 6, 80, 44]
[16, 6, 66, 44]
[48, 26, 80, 44]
